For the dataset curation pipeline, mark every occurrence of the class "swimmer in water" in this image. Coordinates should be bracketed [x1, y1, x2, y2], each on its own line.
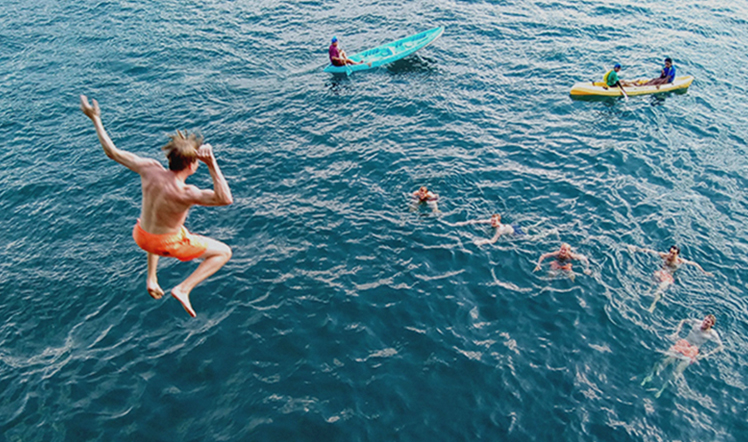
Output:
[628, 245, 713, 312]
[455, 214, 520, 245]
[641, 314, 723, 398]
[534, 243, 592, 280]
[412, 186, 439, 213]
[81, 95, 233, 318]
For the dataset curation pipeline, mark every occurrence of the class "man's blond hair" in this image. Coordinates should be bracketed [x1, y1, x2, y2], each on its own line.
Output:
[162, 130, 202, 171]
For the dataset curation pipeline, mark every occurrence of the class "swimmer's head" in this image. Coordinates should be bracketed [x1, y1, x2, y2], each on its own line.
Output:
[668, 245, 681, 256]
[163, 130, 202, 171]
[702, 314, 716, 330]
[560, 243, 571, 252]
[490, 214, 501, 226]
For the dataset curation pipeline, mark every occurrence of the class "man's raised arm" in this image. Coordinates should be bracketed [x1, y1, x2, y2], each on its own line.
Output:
[80, 95, 156, 173]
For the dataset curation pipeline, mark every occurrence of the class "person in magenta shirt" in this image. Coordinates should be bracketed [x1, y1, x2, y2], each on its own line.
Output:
[328, 36, 368, 67]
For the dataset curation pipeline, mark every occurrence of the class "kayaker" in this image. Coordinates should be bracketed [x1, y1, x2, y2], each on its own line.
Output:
[534, 243, 592, 280]
[643, 57, 676, 87]
[641, 314, 723, 398]
[602, 63, 634, 96]
[329, 36, 370, 67]
[627, 244, 713, 312]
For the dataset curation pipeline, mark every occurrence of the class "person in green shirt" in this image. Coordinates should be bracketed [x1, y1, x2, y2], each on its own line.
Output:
[602, 63, 633, 98]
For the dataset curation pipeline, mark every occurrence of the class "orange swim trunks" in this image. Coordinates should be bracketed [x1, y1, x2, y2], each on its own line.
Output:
[132, 220, 208, 262]
[672, 339, 699, 360]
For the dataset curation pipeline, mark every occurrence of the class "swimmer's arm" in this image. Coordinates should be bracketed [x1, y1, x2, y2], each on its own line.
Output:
[681, 259, 713, 276]
[534, 251, 557, 271]
[476, 229, 503, 246]
[80, 95, 157, 173]
[455, 219, 490, 226]
[669, 319, 687, 339]
[699, 337, 724, 360]
[627, 245, 660, 256]
[575, 253, 592, 275]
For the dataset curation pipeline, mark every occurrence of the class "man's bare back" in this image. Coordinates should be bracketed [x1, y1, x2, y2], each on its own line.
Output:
[137, 149, 221, 234]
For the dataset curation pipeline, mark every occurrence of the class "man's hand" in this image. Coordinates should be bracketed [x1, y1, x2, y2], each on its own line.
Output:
[197, 144, 215, 164]
[80, 95, 100, 120]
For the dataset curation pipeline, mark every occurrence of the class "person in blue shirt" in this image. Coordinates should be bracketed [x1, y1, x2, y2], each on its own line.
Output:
[644, 57, 676, 87]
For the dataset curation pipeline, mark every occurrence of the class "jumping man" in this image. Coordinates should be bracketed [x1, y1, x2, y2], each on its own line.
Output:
[80, 95, 233, 318]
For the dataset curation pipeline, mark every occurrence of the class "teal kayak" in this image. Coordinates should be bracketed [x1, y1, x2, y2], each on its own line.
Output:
[324, 26, 444, 74]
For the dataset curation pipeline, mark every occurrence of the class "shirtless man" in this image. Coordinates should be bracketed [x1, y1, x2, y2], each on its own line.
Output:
[412, 186, 439, 213]
[455, 214, 520, 245]
[642, 314, 723, 398]
[80, 95, 233, 318]
[534, 243, 591, 280]
[628, 245, 712, 312]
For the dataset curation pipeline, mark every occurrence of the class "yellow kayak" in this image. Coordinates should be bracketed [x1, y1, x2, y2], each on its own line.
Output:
[570, 75, 694, 97]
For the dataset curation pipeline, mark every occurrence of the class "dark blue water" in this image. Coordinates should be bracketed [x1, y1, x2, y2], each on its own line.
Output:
[2, 0, 748, 440]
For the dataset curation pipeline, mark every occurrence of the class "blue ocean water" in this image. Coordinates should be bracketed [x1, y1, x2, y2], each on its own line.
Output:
[2, 0, 748, 440]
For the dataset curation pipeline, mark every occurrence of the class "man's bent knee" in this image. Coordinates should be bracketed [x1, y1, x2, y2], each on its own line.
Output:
[200, 238, 232, 261]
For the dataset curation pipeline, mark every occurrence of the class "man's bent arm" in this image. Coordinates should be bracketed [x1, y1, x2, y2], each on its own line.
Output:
[576, 253, 592, 273]
[534, 252, 556, 270]
[683, 259, 713, 276]
[670, 319, 687, 339]
[699, 338, 724, 360]
[187, 144, 233, 207]
[206, 158, 233, 206]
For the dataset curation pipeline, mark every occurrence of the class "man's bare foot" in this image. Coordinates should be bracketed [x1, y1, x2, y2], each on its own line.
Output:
[171, 287, 196, 317]
[147, 282, 164, 299]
